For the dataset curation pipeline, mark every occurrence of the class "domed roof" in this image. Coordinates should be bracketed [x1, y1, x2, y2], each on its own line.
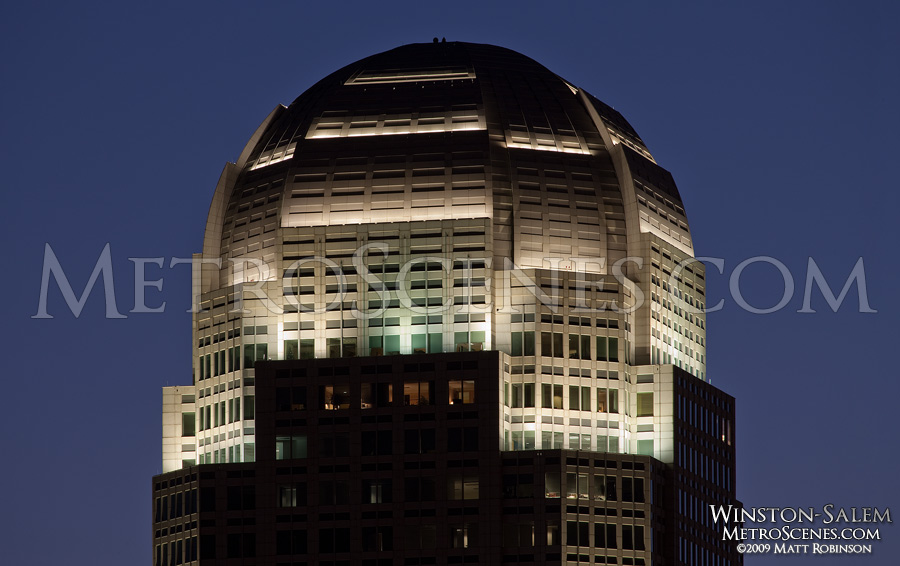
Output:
[201, 42, 694, 286]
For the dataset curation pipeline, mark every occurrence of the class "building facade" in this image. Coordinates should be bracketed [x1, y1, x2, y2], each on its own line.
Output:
[153, 41, 740, 565]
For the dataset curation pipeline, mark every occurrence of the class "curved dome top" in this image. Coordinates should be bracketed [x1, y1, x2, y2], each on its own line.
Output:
[202, 41, 694, 283]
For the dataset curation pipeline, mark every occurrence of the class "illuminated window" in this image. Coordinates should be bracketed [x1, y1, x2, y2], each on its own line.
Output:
[448, 379, 475, 404]
[321, 384, 350, 410]
[403, 381, 434, 406]
[637, 392, 654, 417]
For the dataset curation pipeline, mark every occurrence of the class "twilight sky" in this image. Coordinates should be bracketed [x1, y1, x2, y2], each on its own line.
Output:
[1, 1, 898, 564]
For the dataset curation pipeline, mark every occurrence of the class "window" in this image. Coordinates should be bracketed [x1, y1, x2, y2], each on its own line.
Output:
[226, 533, 256, 558]
[544, 472, 561, 498]
[448, 475, 479, 500]
[637, 439, 654, 457]
[412, 332, 442, 354]
[566, 520, 590, 546]
[637, 392, 654, 417]
[319, 480, 350, 505]
[275, 435, 307, 460]
[454, 330, 485, 352]
[362, 526, 393, 551]
[541, 332, 564, 357]
[276, 387, 306, 411]
[569, 386, 590, 411]
[450, 524, 477, 548]
[318, 527, 350, 553]
[597, 388, 619, 413]
[405, 525, 437, 550]
[448, 379, 475, 404]
[284, 339, 298, 360]
[362, 479, 392, 503]
[511, 430, 535, 450]
[276, 530, 307, 555]
[277, 484, 306, 507]
[568, 334, 591, 360]
[596, 336, 619, 362]
[404, 428, 435, 454]
[502, 473, 534, 498]
[566, 473, 589, 500]
[404, 477, 436, 502]
[361, 430, 392, 456]
[511, 331, 535, 356]
[511, 383, 535, 407]
[361, 382, 392, 407]
[595, 523, 617, 548]
[623, 524, 644, 550]
[318, 433, 350, 457]
[547, 521, 561, 546]
[447, 427, 479, 452]
[321, 384, 350, 410]
[243, 343, 267, 368]
[404, 381, 435, 405]
[621, 477, 646, 503]
[182, 413, 195, 437]
[502, 522, 535, 547]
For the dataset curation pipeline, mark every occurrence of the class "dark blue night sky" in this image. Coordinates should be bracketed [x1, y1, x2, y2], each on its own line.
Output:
[2, 2, 897, 564]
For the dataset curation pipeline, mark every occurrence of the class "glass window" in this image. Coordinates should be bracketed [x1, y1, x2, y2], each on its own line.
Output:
[569, 334, 580, 359]
[637, 392, 654, 417]
[299, 339, 314, 359]
[404, 381, 434, 406]
[596, 336, 607, 361]
[544, 472, 561, 498]
[512, 332, 523, 356]
[448, 475, 479, 500]
[412, 333, 427, 354]
[284, 339, 298, 360]
[384, 334, 400, 355]
[569, 386, 580, 410]
[524, 331, 535, 355]
[553, 333, 563, 357]
[541, 332, 552, 356]
[595, 523, 616, 548]
[448, 380, 475, 404]
[637, 439, 654, 456]
[182, 413, 195, 437]
[524, 383, 534, 408]
[326, 338, 341, 358]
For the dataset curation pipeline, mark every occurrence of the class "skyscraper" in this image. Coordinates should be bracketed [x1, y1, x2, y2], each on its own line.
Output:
[153, 41, 740, 565]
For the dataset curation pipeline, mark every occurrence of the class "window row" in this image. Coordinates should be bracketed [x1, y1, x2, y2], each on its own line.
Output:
[506, 385, 651, 416]
[276, 379, 475, 411]
[274, 427, 479, 460]
[196, 396, 253, 431]
[541, 333, 619, 362]
[508, 431, 624, 453]
[270, 475, 479, 505]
